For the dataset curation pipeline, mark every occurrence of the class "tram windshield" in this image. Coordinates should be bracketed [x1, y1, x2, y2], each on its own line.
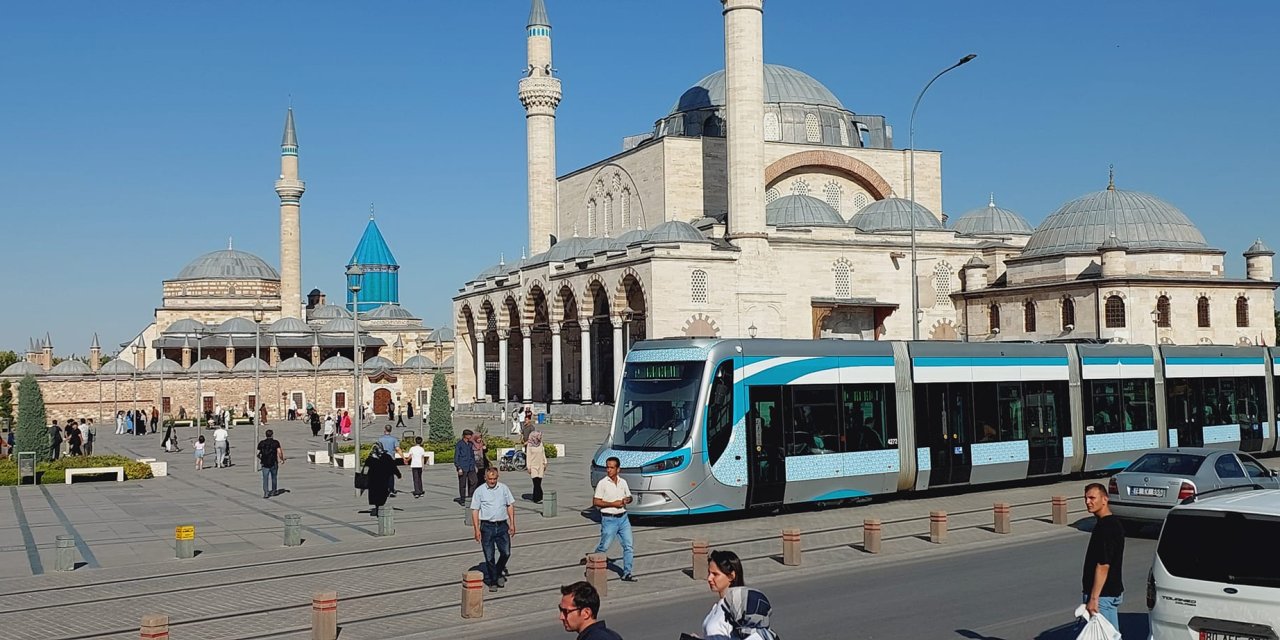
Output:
[612, 361, 704, 451]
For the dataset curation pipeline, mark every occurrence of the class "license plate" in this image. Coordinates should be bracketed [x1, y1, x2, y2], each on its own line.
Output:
[1201, 632, 1266, 640]
[1130, 486, 1165, 497]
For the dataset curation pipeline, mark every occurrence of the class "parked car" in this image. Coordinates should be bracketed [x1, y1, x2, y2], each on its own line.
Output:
[1108, 448, 1279, 534]
[1148, 487, 1280, 639]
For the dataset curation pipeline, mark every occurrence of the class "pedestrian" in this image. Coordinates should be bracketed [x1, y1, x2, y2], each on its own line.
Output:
[470, 467, 516, 592]
[388, 400, 396, 423]
[115, 411, 125, 435]
[406, 400, 414, 420]
[213, 423, 229, 467]
[64, 423, 76, 457]
[48, 420, 62, 460]
[1082, 482, 1124, 630]
[150, 406, 159, 434]
[288, 397, 298, 421]
[83, 419, 95, 456]
[340, 410, 352, 440]
[526, 425, 547, 503]
[323, 413, 337, 458]
[588, 456, 636, 582]
[454, 429, 479, 504]
[257, 429, 285, 499]
[309, 409, 321, 437]
[135, 409, 147, 437]
[194, 435, 206, 470]
[472, 431, 489, 475]
[558, 581, 623, 639]
[395, 403, 407, 429]
[364, 443, 400, 517]
[377, 425, 402, 496]
[125, 411, 135, 436]
[521, 408, 534, 443]
[178, 406, 187, 421]
[405, 436, 428, 498]
[259, 403, 268, 425]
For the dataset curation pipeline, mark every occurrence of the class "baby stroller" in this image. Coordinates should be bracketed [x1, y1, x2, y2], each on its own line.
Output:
[498, 448, 527, 472]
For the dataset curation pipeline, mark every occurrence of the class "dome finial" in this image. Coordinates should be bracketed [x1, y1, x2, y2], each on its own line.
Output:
[499, 252, 505, 267]
[228, 236, 233, 250]
[521, 246, 527, 260]
[369, 203, 375, 220]
[1107, 164, 1115, 191]
[988, 192, 996, 207]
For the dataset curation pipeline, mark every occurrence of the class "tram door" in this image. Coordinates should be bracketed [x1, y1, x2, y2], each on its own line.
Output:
[914, 383, 973, 487]
[1024, 381, 1066, 476]
[746, 386, 787, 507]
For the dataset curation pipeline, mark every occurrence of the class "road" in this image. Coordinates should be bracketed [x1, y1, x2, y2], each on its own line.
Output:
[517, 526, 1156, 640]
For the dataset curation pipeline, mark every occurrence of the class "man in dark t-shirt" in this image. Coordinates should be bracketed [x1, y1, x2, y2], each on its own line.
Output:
[257, 430, 285, 499]
[1082, 482, 1124, 630]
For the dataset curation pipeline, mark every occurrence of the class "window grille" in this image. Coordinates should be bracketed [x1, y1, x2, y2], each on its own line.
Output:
[1236, 296, 1249, 327]
[804, 113, 821, 142]
[824, 182, 842, 209]
[833, 260, 851, 298]
[1197, 296, 1211, 328]
[764, 112, 780, 141]
[1156, 296, 1171, 327]
[691, 270, 709, 304]
[1105, 295, 1126, 328]
[1024, 301, 1036, 332]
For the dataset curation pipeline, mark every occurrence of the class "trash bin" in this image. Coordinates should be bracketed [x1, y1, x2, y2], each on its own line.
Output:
[542, 490, 557, 518]
[537, 413, 546, 424]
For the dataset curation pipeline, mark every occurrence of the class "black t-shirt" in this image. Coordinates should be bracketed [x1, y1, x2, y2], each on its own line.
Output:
[1082, 514, 1125, 596]
[258, 439, 280, 468]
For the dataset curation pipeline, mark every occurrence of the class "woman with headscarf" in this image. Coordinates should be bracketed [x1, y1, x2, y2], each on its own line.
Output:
[363, 443, 401, 517]
[339, 410, 352, 440]
[525, 426, 547, 503]
[699, 550, 779, 640]
[471, 432, 489, 476]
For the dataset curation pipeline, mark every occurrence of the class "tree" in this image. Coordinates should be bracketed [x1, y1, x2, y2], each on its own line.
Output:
[15, 375, 50, 462]
[0, 380, 13, 429]
[0, 350, 17, 373]
[427, 372, 454, 444]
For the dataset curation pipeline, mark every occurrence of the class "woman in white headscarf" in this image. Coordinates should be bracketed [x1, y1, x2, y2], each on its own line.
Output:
[699, 550, 778, 640]
[525, 426, 547, 503]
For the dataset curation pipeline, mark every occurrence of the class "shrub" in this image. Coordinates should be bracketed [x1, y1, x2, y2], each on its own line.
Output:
[0, 454, 153, 485]
[15, 375, 49, 462]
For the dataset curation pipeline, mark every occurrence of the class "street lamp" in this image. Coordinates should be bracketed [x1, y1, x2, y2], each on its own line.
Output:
[346, 264, 364, 494]
[908, 53, 977, 341]
[130, 343, 139, 420]
[253, 304, 265, 471]
[1150, 308, 1160, 346]
[195, 326, 206, 426]
[620, 305, 635, 354]
[748, 323, 758, 339]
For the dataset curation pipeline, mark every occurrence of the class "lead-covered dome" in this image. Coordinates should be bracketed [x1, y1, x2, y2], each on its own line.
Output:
[671, 64, 844, 113]
[645, 220, 711, 244]
[1021, 188, 1210, 257]
[173, 249, 279, 281]
[849, 198, 942, 233]
[766, 194, 846, 228]
[952, 196, 1033, 236]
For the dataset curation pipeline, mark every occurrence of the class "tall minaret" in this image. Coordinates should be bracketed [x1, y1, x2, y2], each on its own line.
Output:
[275, 108, 306, 319]
[722, 0, 768, 245]
[518, 0, 562, 253]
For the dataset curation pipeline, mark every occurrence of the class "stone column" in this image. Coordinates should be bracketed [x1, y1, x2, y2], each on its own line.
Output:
[550, 323, 562, 404]
[475, 334, 487, 402]
[497, 329, 509, 402]
[521, 327, 533, 403]
[612, 319, 624, 392]
[579, 317, 593, 404]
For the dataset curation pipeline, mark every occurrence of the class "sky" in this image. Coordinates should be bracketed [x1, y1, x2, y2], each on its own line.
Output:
[2, 1, 1278, 357]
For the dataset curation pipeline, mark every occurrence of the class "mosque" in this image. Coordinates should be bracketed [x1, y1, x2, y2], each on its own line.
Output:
[450, 0, 1277, 410]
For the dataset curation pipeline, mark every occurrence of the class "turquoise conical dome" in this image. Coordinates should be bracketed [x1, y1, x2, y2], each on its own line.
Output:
[346, 218, 400, 313]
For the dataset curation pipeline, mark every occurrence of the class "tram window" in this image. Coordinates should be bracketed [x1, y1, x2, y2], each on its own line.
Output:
[1025, 380, 1068, 441]
[972, 383, 999, 442]
[1167, 379, 1197, 429]
[705, 361, 734, 466]
[1237, 378, 1263, 423]
[1122, 379, 1155, 431]
[784, 385, 840, 455]
[1086, 379, 1155, 434]
[1086, 380, 1121, 434]
[842, 383, 895, 451]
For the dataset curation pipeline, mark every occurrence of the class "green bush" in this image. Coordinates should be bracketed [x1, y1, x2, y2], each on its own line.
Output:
[15, 375, 50, 462]
[0, 454, 154, 485]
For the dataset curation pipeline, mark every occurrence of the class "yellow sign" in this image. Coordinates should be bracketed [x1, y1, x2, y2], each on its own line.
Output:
[175, 526, 195, 541]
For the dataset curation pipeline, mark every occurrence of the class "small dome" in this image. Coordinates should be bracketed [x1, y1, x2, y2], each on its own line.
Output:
[321, 318, 356, 334]
[645, 220, 711, 244]
[309, 304, 350, 320]
[849, 198, 942, 232]
[215, 317, 258, 335]
[49, 360, 91, 375]
[232, 356, 272, 372]
[766, 194, 846, 227]
[1022, 188, 1210, 257]
[441, 354, 456, 368]
[319, 355, 355, 371]
[3, 361, 46, 376]
[277, 355, 315, 372]
[98, 359, 137, 375]
[173, 249, 279, 281]
[403, 354, 435, 368]
[190, 358, 228, 373]
[546, 237, 594, 262]
[963, 255, 989, 268]
[475, 260, 511, 280]
[671, 64, 844, 114]
[164, 319, 209, 335]
[268, 317, 311, 334]
[427, 327, 455, 343]
[144, 358, 184, 374]
[1245, 238, 1275, 257]
[952, 196, 1034, 235]
[582, 237, 625, 256]
[365, 304, 417, 320]
[617, 228, 649, 245]
[363, 355, 395, 369]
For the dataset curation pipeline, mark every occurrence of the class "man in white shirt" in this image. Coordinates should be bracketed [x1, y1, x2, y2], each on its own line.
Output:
[213, 425, 229, 468]
[471, 468, 516, 592]
[590, 456, 636, 582]
[405, 436, 428, 498]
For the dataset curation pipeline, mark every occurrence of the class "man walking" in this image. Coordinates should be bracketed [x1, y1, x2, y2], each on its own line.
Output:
[471, 467, 516, 592]
[48, 420, 62, 460]
[406, 436, 427, 498]
[257, 429, 285, 499]
[558, 581, 624, 639]
[213, 423, 229, 468]
[378, 425, 402, 496]
[589, 457, 636, 582]
[454, 429, 478, 505]
[1082, 482, 1124, 630]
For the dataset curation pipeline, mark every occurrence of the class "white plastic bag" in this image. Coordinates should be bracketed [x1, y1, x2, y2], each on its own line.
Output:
[1072, 604, 1121, 640]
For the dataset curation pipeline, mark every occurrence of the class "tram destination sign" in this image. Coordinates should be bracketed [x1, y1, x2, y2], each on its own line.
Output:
[626, 362, 695, 381]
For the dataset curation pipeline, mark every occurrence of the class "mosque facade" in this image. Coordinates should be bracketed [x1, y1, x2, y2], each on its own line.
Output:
[450, 0, 1276, 408]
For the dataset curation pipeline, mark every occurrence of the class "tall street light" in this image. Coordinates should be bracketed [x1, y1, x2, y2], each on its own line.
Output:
[130, 343, 139, 419]
[195, 327, 206, 425]
[347, 265, 364, 495]
[909, 53, 977, 341]
[253, 304, 264, 471]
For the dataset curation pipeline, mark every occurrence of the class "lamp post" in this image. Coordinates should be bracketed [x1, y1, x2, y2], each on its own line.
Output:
[130, 343, 139, 419]
[195, 327, 206, 426]
[1150, 308, 1159, 346]
[908, 53, 977, 341]
[347, 265, 364, 494]
[157, 341, 164, 421]
[253, 305, 264, 471]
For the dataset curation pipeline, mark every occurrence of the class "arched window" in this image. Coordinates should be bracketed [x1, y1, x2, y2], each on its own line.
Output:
[1105, 295, 1126, 328]
[1236, 296, 1250, 327]
[603, 194, 613, 236]
[611, 172, 622, 192]
[989, 303, 1001, 333]
[1197, 296, 1211, 327]
[790, 178, 810, 196]
[690, 270, 709, 304]
[833, 259, 851, 298]
[823, 182, 842, 209]
[838, 120, 850, 146]
[853, 193, 869, 211]
[763, 112, 780, 141]
[934, 262, 954, 308]
[620, 188, 631, 229]
[1155, 295, 1171, 327]
[703, 114, 724, 137]
[1023, 301, 1036, 332]
[586, 199, 596, 236]
[804, 113, 821, 143]
[1061, 296, 1076, 330]
[765, 187, 780, 204]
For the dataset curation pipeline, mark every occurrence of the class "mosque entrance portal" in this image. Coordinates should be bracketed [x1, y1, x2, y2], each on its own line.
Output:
[373, 388, 391, 416]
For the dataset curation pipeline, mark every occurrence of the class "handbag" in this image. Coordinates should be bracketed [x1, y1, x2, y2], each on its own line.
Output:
[354, 467, 370, 491]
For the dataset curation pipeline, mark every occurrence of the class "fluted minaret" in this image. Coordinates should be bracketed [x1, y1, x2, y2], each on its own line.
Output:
[275, 108, 306, 319]
[722, 0, 768, 245]
[518, 0, 562, 253]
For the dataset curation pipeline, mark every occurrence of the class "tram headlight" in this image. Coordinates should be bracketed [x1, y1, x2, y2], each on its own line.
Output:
[641, 455, 685, 474]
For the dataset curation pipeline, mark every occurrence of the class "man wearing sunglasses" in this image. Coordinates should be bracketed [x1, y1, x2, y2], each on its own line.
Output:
[558, 581, 623, 639]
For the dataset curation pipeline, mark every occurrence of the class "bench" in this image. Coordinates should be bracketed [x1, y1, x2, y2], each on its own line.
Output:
[308, 450, 331, 465]
[65, 466, 125, 484]
[333, 453, 357, 469]
[554, 443, 566, 458]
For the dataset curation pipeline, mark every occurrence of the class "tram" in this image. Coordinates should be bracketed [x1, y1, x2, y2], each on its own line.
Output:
[590, 338, 1277, 516]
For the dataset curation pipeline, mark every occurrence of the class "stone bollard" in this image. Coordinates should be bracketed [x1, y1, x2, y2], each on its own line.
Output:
[175, 524, 195, 559]
[994, 503, 1012, 535]
[863, 519, 882, 554]
[377, 510, 395, 537]
[585, 553, 608, 596]
[311, 591, 337, 640]
[1052, 495, 1069, 525]
[55, 535, 75, 571]
[139, 614, 169, 640]
[284, 513, 302, 547]
[461, 571, 485, 619]
[691, 539, 709, 580]
[542, 490, 558, 518]
[782, 529, 801, 566]
[929, 511, 947, 544]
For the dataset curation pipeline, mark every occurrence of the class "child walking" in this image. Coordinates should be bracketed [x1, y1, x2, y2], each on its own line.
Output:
[194, 435, 206, 470]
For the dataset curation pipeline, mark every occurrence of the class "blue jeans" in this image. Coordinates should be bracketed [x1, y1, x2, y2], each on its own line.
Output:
[594, 513, 634, 575]
[479, 521, 511, 584]
[1082, 593, 1122, 632]
[261, 465, 278, 496]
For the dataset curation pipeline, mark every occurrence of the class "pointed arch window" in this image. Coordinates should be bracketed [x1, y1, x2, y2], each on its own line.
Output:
[1197, 296, 1211, 327]
[765, 187, 780, 204]
[790, 178, 810, 196]
[1105, 295, 1126, 328]
[603, 194, 614, 237]
[1023, 301, 1036, 332]
[989, 303, 1001, 333]
[823, 182, 842, 209]
[763, 112, 780, 141]
[934, 262, 954, 308]
[1156, 295, 1171, 328]
[833, 259, 851, 298]
[1236, 296, 1250, 327]
[1061, 296, 1076, 330]
[804, 113, 821, 142]
[621, 188, 631, 229]
[586, 199, 597, 236]
[690, 270, 709, 304]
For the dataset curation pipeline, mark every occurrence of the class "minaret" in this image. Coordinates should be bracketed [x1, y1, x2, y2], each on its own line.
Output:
[518, 0, 562, 253]
[89, 334, 101, 373]
[275, 108, 306, 319]
[722, 0, 768, 245]
[42, 334, 53, 371]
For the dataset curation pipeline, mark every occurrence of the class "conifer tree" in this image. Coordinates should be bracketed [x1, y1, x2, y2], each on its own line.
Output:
[0, 379, 13, 429]
[427, 372, 454, 444]
[15, 375, 50, 462]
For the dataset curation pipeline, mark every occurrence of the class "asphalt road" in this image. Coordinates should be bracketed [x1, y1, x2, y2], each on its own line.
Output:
[517, 525, 1157, 640]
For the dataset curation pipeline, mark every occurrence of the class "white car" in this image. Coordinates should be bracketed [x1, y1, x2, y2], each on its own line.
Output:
[1148, 487, 1280, 639]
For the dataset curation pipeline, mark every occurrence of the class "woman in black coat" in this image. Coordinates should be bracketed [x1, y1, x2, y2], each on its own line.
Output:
[364, 444, 401, 517]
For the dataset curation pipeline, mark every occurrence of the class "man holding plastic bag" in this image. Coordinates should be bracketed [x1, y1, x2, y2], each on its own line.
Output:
[1079, 482, 1124, 636]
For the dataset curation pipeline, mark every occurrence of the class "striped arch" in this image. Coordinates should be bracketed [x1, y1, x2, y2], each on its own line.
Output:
[522, 279, 548, 325]
[612, 267, 646, 311]
[501, 294, 521, 330]
[479, 298, 498, 333]
[584, 275, 611, 320]
[764, 150, 893, 200]
[553, 283, 579, 324]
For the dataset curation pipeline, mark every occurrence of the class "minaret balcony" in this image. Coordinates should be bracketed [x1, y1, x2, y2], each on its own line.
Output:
[518, 76, 562, 110]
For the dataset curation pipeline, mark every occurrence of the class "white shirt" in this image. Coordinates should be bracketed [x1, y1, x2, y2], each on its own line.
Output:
[407, 445, 426, 468]
[593, 476, 631, 515]
[213, 427, 228, 443]
[703, 600, 733, 639]
[323, 418, 335, 435]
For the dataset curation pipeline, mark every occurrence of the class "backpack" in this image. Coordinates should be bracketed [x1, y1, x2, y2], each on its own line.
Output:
[258, 439, 278, 467]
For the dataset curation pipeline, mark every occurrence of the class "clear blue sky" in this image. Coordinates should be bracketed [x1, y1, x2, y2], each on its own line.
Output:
[3, 1, 1278, 357]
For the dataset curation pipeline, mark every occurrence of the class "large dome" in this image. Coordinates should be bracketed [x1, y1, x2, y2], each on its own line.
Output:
[671, 64, 844, 114]
[1021, 188, 1210, 257]
[174, 249, 279, 281]
[849, 198, 942, 233]
[766, 194, 845, 228]
[952, 196, 1033, 236]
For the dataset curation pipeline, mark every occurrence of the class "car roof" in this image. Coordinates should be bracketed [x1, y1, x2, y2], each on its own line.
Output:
[1136, 447, 1227, 457]
[1172, 489, 1280, 517]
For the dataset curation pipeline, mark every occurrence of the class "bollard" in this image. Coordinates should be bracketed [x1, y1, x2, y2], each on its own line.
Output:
[929, 511, 947, 544]
[585, 553, 608, 596]
[691, 539, 709, 580]
[311, 591, 337, 640]
[461, 570, 485, 619]
[542, 490, 558, 518]
[863, 519, 882, 554]
[284, 514, 302, 547]
[1052, 495, 1069, 525]
[139, 614, 169, 640]
[55, 535, 76, 571]
[782, 528, 801, 566]
[175, 524, 195, 559]
[377, 510, 395, 537]
[994, 503, 1012, 535]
